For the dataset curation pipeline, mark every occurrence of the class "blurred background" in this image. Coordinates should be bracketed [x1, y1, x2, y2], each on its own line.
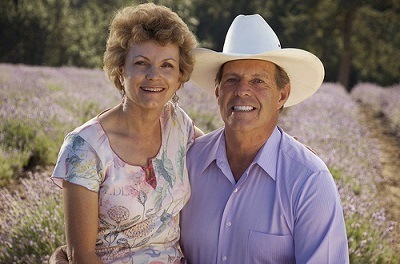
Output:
[1, 0, 399, 90]
[1, 0, 400, 263]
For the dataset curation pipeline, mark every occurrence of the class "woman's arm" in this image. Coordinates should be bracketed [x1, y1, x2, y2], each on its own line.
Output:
[63, 180, 102, 263]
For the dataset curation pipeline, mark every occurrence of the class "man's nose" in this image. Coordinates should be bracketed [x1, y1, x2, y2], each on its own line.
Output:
[234, 80, 252, 97]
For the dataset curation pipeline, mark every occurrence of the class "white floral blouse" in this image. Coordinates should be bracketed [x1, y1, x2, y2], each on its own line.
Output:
[52, 102, 194, 264]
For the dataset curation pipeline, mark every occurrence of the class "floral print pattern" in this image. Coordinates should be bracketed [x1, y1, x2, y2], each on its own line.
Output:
[52, 103, 194, 263]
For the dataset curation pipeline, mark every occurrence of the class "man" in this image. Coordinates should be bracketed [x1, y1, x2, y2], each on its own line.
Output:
[180, 14, 349, 263]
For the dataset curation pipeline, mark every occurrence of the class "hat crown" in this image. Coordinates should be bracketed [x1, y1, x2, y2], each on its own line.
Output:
[222, 14, 281, 55]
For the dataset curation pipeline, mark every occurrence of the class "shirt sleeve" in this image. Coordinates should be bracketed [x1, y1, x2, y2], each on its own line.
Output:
[293, 170, 349, 263]
[51, 133, 102, 192]
[175, 104, 195, 149]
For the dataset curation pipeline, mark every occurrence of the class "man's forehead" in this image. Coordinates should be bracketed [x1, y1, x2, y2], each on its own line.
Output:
[222, 59, 276, 75]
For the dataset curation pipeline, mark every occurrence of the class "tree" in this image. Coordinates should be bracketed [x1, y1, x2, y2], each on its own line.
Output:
[0, 1, 50, 64]
[351, 1, 400, 87]
[1, 0, 398, 88]
[278, 0, 399, 90]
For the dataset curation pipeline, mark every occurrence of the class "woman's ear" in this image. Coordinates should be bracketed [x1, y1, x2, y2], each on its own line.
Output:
[177, 82, 183, 91]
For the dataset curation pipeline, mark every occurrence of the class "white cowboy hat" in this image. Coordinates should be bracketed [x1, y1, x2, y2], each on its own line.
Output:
[190, 14, 325, 107]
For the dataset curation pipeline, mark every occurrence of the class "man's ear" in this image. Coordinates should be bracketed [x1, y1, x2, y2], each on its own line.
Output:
[214, 85, 220, 99]
[277, 84, 290, 110]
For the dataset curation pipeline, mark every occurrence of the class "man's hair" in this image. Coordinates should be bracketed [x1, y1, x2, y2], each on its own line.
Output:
[103, 3, 197, 93]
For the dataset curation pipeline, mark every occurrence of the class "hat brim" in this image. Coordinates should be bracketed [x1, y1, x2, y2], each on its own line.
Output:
[190, 48, 325, 107]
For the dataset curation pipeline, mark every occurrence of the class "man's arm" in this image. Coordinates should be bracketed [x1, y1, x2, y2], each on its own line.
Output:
[293, 171, 349, 263]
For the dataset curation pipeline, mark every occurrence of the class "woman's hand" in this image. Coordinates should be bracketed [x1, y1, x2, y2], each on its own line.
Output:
[49, 245, 69, 264]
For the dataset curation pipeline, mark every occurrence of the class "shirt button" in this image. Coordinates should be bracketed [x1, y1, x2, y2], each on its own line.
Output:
[233, 188, 238, 193]
[226, 221, 232, 227]
[222, 256, 227, 261]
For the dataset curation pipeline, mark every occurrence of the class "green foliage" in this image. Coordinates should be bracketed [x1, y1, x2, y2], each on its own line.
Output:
[0, 148, 30, 187]
[346, 212, 398, 263]
[0, 119, 58, 186]
[330, 167, 343, 181]
[1, 0, 399, 87]
[185, 109, 223, 133]
[329, 167, 398, 262]
[1, 119, 36, 151]
[0, 119, 57, 166]
[82, 101, 100, 123]
[46, 81, 63, 92]
[0, 0, 127, 68]
[352, 5, 400, 86]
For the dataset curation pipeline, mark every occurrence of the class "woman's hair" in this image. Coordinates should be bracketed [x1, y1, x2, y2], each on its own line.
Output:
[103, 3, 197, 92]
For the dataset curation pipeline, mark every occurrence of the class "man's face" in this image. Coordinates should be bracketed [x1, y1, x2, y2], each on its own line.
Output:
[215, 59, 289, 134]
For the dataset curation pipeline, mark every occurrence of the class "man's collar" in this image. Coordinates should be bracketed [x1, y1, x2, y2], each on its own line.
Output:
[199, 127, 281, 182]
[199, 128, 226, 174]
[252, 127, 281, 181]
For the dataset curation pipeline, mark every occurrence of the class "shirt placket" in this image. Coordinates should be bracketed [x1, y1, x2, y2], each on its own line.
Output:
[216, 169, 246, 264]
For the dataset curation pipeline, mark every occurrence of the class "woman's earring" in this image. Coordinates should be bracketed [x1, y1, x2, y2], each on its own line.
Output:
[119, 77, 125, 99]
[120, 85, 126, 102]
[172, 93, 179, 106]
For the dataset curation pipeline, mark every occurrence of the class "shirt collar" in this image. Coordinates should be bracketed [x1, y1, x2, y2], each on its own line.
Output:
[199, 128, 226, 173]
[253, 126, 281, 181]
[200, 127, 281, 182]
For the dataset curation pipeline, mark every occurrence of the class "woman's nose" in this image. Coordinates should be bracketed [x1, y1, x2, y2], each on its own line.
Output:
[146, 66, 160, 80]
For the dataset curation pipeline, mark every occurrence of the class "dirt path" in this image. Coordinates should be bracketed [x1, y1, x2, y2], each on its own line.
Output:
[358, 104, 400, 251]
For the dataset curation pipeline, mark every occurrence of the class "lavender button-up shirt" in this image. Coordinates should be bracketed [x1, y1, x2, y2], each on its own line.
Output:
[180, 126, 349, 264]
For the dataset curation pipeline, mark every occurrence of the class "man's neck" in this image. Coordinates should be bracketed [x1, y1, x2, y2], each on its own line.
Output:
[224, 127, 274, 181]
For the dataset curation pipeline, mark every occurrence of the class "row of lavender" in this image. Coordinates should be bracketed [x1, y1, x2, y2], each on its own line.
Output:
[0, 63, 398, 262]
[280, 83, 398, 262]
[0, 64, 223, 263]
[0, 63, 120, 185]
[351, 83, 400, 136]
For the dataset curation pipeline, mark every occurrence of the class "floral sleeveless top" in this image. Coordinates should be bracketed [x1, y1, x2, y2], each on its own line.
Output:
[52, 103, 194, 263]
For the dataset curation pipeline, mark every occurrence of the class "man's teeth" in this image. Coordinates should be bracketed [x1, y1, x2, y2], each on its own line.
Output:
[232, 106, 254, 111]
[143, 87, 163, 92]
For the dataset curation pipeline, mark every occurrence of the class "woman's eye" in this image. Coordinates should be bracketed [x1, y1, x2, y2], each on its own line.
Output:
[134, 61, 147, 66]
[162, 62, 174, 68]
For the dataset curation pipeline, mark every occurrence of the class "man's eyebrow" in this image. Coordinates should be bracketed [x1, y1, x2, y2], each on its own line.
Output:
[222, 72, 240, 77]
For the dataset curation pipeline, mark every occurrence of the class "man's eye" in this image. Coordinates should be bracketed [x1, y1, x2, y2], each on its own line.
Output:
[252, 79, 264, 84]
[225, 78, 238, 84]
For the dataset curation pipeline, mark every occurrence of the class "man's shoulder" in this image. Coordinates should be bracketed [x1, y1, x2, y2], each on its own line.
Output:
[187, 127, 223, 159]
[193, 127, 224, 146]
[279, 128, 329, 172]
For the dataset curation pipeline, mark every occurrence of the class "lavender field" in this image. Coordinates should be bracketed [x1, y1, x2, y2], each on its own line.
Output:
[0, 63, 399, 263]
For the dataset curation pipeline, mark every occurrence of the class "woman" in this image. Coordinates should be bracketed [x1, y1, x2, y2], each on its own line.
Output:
[51, 3, 202, 263]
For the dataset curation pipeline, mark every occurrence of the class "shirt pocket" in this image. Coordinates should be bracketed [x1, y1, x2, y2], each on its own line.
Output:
[247, 230, 295, 264]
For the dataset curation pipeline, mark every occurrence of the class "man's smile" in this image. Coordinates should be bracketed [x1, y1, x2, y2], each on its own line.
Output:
[231, 105, 255, 112]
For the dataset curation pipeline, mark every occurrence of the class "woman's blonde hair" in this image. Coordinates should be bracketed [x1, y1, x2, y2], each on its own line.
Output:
[103, 3, 197, 92]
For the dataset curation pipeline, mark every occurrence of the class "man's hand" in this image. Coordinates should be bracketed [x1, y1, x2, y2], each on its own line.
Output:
[49, 245, 69, 264]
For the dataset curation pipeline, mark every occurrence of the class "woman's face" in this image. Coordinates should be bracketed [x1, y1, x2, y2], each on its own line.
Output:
[120, 40, 182, 112]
